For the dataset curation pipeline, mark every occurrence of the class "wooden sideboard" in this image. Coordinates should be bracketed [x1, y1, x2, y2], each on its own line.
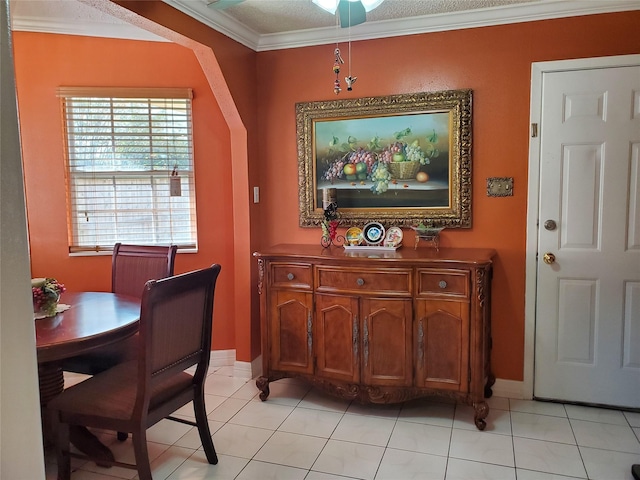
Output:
[254, 244, 495, 430]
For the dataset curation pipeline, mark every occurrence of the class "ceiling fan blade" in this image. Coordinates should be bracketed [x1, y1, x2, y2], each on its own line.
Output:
[206, 0, 245, 9]
[338, 0, 366, 27]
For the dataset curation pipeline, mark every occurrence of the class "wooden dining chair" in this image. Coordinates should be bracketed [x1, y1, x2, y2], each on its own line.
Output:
[61, 243, 177, 375]
[49, 264, 222, 480]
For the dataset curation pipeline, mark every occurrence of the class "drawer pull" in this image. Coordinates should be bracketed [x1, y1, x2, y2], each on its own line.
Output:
[438, 280, 448, 289]
[356, 278, 365, 286]
[287, 273, 295, 281]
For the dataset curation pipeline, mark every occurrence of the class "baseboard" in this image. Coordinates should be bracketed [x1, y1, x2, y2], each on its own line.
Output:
[492, 378, 528, 400]
[234, 355, 262, 380]
[209, 349, 235, 368]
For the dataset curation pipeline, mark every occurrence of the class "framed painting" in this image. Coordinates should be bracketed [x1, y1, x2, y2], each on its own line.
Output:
[297, 89, 472, 228]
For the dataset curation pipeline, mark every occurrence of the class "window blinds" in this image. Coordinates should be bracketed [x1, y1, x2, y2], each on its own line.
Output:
[58, 87, 197, 252]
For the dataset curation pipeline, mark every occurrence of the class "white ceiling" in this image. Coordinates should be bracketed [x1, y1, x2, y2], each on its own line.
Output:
[9, 0, 640, 51]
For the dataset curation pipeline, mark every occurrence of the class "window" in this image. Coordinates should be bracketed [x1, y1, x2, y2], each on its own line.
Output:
[59, 87, 197, 253]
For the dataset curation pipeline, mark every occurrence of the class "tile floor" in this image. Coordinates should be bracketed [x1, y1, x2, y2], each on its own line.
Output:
[45, 366, 640, 480]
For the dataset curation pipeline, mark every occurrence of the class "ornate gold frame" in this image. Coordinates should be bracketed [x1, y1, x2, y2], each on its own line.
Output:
[297, 89, 472, 228]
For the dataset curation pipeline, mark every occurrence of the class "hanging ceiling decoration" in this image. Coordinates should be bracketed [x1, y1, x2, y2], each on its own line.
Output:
[312, 0, 385, 27]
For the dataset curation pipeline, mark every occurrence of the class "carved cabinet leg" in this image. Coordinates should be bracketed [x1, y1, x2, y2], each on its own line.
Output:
[256, 376, 270, 401]
[473, 401, 490, 430]
[484, 373, 496, 398]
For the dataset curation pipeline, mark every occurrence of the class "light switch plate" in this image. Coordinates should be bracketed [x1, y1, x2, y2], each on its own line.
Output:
[487, 177, 513, 197]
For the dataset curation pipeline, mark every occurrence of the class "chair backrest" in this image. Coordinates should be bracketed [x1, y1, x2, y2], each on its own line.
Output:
[135, 264, 221, 412]
[111, 243, 178, 299]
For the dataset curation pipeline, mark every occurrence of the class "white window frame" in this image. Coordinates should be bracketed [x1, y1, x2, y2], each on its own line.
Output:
[58, 87, 198, 253]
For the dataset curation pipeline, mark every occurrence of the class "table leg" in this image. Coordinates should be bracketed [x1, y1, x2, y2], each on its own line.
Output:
[38, 362, 115, 466]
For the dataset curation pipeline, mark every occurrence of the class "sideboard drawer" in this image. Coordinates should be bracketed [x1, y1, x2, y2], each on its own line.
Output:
[316, 267, 412, 296]
[270, 263, 312, 290]
[417, 269, 469, 299]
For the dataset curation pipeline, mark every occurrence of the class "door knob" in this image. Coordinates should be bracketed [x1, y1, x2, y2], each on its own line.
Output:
[543, 252, 556, 265]
[544, 220, 557, 231]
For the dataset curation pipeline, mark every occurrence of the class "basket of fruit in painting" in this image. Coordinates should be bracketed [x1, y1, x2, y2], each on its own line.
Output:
[388, 160, 421, 180]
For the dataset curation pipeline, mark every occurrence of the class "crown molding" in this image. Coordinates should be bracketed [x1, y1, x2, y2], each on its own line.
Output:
[10, 14, 168, 42]
[10, 0, 640, 50]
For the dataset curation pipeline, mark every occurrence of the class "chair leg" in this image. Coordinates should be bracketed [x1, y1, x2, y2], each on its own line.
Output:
[132, 430, 152, 480]
[53, 414, 71, 480]
[193, 390, 218, 465]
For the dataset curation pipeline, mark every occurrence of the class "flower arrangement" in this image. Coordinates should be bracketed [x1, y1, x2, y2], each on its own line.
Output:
[32, 277, 66, 317]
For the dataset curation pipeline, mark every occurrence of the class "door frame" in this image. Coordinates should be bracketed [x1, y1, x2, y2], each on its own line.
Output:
[524, 54, 640, 400]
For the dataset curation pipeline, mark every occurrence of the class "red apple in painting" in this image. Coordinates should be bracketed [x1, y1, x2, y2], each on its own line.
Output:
[343, 164, 356, 176]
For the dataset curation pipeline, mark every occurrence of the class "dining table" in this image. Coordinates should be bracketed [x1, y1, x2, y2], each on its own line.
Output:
[35, 291, 140, 463]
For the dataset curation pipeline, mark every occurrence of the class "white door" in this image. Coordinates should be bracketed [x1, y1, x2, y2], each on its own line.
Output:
[534, 64, 640, 408]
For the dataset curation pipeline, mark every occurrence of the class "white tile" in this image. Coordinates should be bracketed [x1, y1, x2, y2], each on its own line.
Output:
[166, 451, 248, 480]
[171, 394, 227, 420]
[211, 423, 273, 458]
[346, 402, 400, 419]
[278, 407, 344, 438]
[445, 458, 516, 480]
[511, 412, 575, 444]
[204, 374, 249, 397]
[388, 420, 451, 456]
[228, 399, 294, 430]
[231, 381, 261, 400]
[173, 420, 224, 449]
[146, 418, 194, 446]
[208, 397, 250, 423]
[625, 410, 640, 428]
[254, 431, 327, 469]
[564, 404, 628, 425]
[305, 472, 355, 480]
[398, 399, 455, 427]
[331, 414, 396, 446]
[509, 400, 566, 417]
[311, 439, 384, 480]
[570, 419, 640, 453]
[148, 445, 195, 480]
[579, 446, 640, 480]
[298, 389, 351, 413]
[487, 396, 510, 411]
[453, 404, 512, 435]
[449, 428, 514, 467]
[513, 437, 585, 478]
[261, 380, 312, 406]
[236, 460, 308, 480]
[516, 469, 587, 480]
[375, 448, 447, 480]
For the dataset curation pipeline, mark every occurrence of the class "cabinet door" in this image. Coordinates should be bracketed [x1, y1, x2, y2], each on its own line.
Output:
[315, 294, 359, 383]
[415, 300, 469, 392]
[361, 297, 413, 386]
[269, 290, 314, 374]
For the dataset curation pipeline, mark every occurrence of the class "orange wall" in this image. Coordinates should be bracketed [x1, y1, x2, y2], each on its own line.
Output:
[13, 33, 236, 350]
[255, 12, 640, 380]
[13, 9, 640, 381]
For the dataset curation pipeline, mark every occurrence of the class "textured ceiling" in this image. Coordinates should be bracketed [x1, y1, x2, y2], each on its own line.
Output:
[9, 0, 640, 51]
[211, 0, 538, 34]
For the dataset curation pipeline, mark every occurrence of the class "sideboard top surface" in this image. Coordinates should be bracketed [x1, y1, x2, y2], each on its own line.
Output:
[254, 244, 495, 266]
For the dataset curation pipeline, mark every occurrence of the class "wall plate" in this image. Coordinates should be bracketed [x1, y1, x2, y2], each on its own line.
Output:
[487, 177, 513, 197]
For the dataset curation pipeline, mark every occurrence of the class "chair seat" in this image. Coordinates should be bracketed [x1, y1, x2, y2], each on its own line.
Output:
[49, 360, 193, 423]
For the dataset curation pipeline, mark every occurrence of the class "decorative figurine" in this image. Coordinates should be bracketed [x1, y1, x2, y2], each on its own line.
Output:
[321, 202, 340, 248]
[345, 75, 357, 91]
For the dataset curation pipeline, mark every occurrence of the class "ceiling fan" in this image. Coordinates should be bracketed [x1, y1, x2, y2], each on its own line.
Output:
[205, 0, 385, 27]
